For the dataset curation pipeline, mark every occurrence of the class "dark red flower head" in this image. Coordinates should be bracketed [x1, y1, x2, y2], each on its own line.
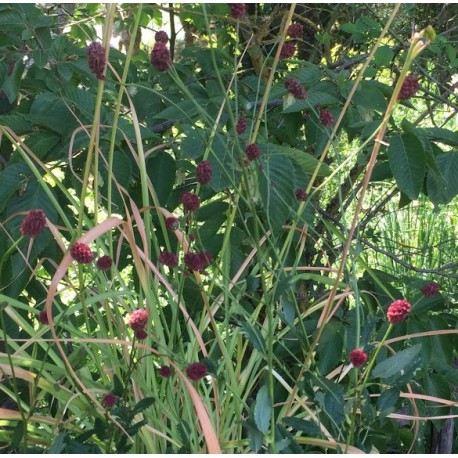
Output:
[159, 365, 173, 378]
[135, 329, 148, 340]
[349, 349, 367, 368]
[398, 74, 419, 100]
[196, 160, 212, 185]
[20, 210, 46, 238]
[280, 42, 296, 59]
[186, 361, 208, 381]
[319, 109, 334, 128]
[285, 77, 307, 100]
[236, 115, 246, 134]
[245, 143, 260, 161]
[87, 42, 106, 80]
[295, 189, 308, 201]
[230, 3, 246, 19]
[150, 42, 172, 72]
[165, 217, 179, 231]
[128, 309, 149, 332]
[158, 251, 179, 268]
[70, 242, 94, 264]
[421, 282, 440, 297]
[102, 393, 117, 408]
[96, 255, 112, 271]
[387, 299, 411, 324]
[180, 192, 200, 212]
[184, 251, 212, 272]
[38, 310, 48, 325]
[155, 30, 169, 44]
[287, 23, 304, 38]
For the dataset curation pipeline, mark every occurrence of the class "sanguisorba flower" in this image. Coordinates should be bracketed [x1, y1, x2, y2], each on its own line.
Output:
[155, 30, 169, 44]
[165, 216, 179, 231]
[96, 255, 112, 271]
[236, 115, 246, 134]
[284, 77, 307, 100]
[135, 329, 148, 340]
[128, 309, 149, 332]
[230, 3, 246, 19]
[186, 361, 208, 381]
[319, 109, 334, 128]
[159, 365, 173, 378]
[349, 349, 367, 368]
[150, 42, 172, 72]
[20, 209, 46, 237]
[38, 310, 48, 325]
[287, 23, 304, 38]
[180, 192, 200, 212]
[245, 143, 260, 161]
[158, 251, 179, 268]
[70, 242, 94, 264]
[87, 42, 106, 80]
[279, 42, 296, 59]
[196, 160, 212, 185]
[102, 393, 117, 408]
[295, 188, 307, 201]
[421, 282, 440, 297]
[387, 299, 411, 324]
[398, 74, 419, 100]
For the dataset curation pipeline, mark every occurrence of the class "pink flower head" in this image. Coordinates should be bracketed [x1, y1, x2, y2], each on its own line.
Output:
[135, 329, 148, 340]
[319, 109, 334, 128]
[159, 365, 173, 378]
[70, 242, 94, 264]
[387, 299, 411, 324]
[180, 192, 200, 212]
[184, 251, 212, 272]
[158, 251, 179, 268]
[96, 255, 112, 271]
[165, 217, 179, 231]
[349, 349, 367, 368]
[102, 393, 117, 408]
[236, 115, 246, 134]
[128, 309, 149, 332]
[38, 310, 48, 325]
[280, 42, 296, 59]
[398, 74, 419, 100]
[150, 42, 172, 72]
[421, 282, 440, 297]
[20, 210, 46, 238]
[186, 361, 208, 381]
[87, 42, 106, 80]
[295, 189, 307, 201]
[284, 77, 307, 100]
[245, 143, 260, 161]
[230, 3, 246, 19]
[196, 160, 212, 185]
[155, 30, 169, 44]
[287, 23, 303, 39]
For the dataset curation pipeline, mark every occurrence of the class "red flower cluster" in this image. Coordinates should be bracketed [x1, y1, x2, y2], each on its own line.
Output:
[295, 188, 308, 201]
[180, 192, 200, 212]
[20, 209, 46, 238]
[38, 310, 48, 325]
[421, 282, 440, 297]
[285, 77, 307, 100]
[186, 361, 208, 381]
[280, 42, 296, 59]
[287, 23, 303, 39]
[236, 115, 246, 134]
[159, 365, 173, 378]
[150, 42, 172, 72]
[87, 42, 106, 80]
[398, 74, 419, 100]
[96, 255, 112, 271]
[230, 3, 246, 19]
[128, 309, 149, 332]
[103, 393, 117, 408]
[165, 216, 179, 231]
[319, 109, 334, 128]
[158, 251, 179, 268]
[184, 251, 213, 272]
[135, 329, 147, 340]
[349, 349, 367, 368]
[196, 160, 212, 185]
[387, 299, 411, 324]
[245, 143, 260, 161]
[70, 242, 94, 264]
[155, 30, 169, 44]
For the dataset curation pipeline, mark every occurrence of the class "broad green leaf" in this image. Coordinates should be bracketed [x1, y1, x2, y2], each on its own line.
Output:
[420, 127, 458, 147]
[146, 151, 176, 206]
[239, 321, 266, 355]
[282, 417, 320, 435]
[387, 134, 426, 200]
[273, 145, 331, 177]
[317, 321, 344, 375]
[312, 375, 345, 424]
[259, 152, 296, 231]
[24, 133, 60, 160]
[377, 388, 400, 417]
[254, 385, 272, 434]
[374, 46, 394, 67]
[282, 91, 339, 113]
[426, 151, 458, 205]
[181, 126, 205, 160]
[353, 85, 387, 112]
[1, 61, 25, 104]
[372, 344, 422, 379]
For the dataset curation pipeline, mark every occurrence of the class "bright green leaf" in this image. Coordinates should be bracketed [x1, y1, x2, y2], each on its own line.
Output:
[254, 385, 271, 434]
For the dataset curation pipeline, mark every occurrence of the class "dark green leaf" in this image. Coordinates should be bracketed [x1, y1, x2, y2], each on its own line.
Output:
[374, 46, 394, 67]
[146, 151, 175, 206]
[275, 144, 331, 177]
[132, 396, 155, 415]
[387, 134, 426, 200]
[1, 61, 25, 104]
[377, 388, 400, 417]
[254, 385, 271, 434]
[282, 417, 320, 435]
[239, 321, 266, 355]
[426, 151, 458, 205]
[372, 344, 422, 379]
[48, 432, 67, 454]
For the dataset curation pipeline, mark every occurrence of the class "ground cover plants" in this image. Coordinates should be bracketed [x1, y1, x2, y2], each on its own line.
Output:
[0, 3, 457, 454]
